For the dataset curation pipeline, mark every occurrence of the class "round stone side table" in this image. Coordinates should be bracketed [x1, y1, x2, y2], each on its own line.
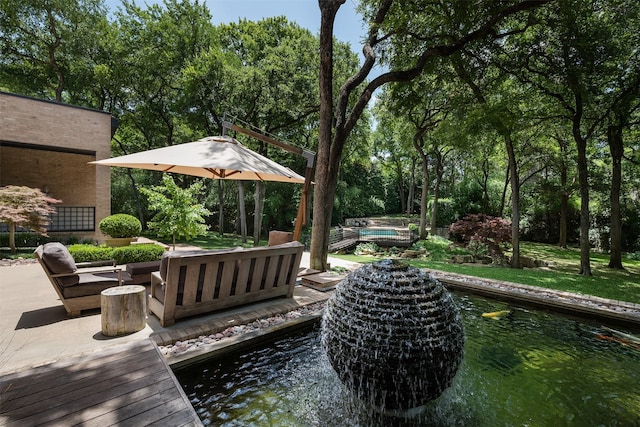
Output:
[101, 285, 147, 336]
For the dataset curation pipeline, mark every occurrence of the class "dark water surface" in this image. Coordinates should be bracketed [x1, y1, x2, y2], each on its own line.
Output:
[175, 293, 640, 426]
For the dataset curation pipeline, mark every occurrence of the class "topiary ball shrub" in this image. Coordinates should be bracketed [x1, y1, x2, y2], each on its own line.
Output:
[99, 214, 142, 238]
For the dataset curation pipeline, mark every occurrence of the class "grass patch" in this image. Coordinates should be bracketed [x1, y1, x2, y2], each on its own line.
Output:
[153, 232, 267, 250]
[330, 238, 640, 304]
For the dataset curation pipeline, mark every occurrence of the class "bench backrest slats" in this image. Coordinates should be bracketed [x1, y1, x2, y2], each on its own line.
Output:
[201, 262, 218, 301]
[149, 241, 304, 326]
[249, 257, 266, 293]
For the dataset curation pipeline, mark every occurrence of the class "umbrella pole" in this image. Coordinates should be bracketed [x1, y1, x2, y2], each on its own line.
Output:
[293, 164, 314, 241]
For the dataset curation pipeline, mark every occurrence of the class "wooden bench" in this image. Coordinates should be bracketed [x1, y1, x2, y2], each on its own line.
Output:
[148, 241, 304, 326]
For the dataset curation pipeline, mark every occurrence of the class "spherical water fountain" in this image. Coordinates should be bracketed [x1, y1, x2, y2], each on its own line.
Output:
[321, 259, 465, 412]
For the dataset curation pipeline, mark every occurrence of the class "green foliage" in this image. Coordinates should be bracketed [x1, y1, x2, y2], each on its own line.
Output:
[334, 241, 640, 304]
[409, 235, 471, 261]
[152, 231, 266, 250]
[354, 242, 379, 255]
[1, 233, 54, 248]
[68, 243, 164, 264]
[99, 214, 142, 238]
[141, 175, 211, 249]
[68, 244, 115, 263]
[110, 244, 165, 264]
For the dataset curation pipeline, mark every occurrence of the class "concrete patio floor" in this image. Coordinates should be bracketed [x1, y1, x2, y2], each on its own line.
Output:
[0, 251, 359, 376]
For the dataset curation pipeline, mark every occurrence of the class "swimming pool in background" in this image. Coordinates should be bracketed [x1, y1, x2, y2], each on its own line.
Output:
[358, 228, 400, 237]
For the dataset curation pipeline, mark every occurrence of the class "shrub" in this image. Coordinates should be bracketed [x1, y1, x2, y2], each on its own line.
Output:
[68, 243, 165, 264]
[68, 244, 114, 263]
[0, 234, 94, 249]
[449, 214, 511, 256]
[99, 214, 142, 238]
[111, 244, 165, 264]
[354, 242, 379, 255]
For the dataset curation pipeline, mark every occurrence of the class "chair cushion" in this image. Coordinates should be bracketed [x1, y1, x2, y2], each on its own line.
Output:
[41, 242, 77, 274]
[41, 242, 79, 287]
[62, 277, 118, 298]
[126, 260, 161, 275]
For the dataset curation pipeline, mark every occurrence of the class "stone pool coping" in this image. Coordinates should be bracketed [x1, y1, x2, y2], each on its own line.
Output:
[429, 270, 640, 328]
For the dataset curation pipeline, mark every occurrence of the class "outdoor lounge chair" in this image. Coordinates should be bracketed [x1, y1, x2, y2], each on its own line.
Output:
[35, 242, 128, 317]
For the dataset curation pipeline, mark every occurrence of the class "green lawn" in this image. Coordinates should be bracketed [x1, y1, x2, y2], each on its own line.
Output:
[5, 232, 638, 305]
[331, 240, 640, 305]
[153, 232, 267, 249]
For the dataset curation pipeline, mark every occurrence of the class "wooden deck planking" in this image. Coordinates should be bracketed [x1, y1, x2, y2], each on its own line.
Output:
[0, 339, 201, 427]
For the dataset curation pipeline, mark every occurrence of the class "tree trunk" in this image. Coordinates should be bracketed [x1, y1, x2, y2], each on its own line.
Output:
[126, 170, 145, 229]
[9, 223, 16, 253]
[574, 128, 592, 275]
[504, 134, 520, 269]
[559, 161, 568, 249]
[481, 158, 490, 214]
[310, 0, 344, 271]
[238, 181, 247, 243]
[430, 149, 445, 235]
[607, 123, 624, 269]
[394, 159, 406, 214]
[217, 180, 224, 236]
[499, 164, 510, 217]
[407, 157, 417, 217]
[253, 181, 265, 245]
[414, 136, 429, 240]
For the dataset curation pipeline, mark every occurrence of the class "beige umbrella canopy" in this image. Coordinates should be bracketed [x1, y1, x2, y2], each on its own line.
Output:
[90, 136, 305, 184]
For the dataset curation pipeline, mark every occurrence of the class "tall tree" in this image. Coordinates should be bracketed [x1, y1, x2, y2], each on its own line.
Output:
[0, 0, 108, 102]
[311, 0, 551, 270]
[503, 0, 640, 274]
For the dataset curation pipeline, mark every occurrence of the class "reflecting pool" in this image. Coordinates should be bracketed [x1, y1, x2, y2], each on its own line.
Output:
[175, 293, 640, 426]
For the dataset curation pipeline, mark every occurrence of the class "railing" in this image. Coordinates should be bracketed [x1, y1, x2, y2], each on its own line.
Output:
[328, 226, 419, 250]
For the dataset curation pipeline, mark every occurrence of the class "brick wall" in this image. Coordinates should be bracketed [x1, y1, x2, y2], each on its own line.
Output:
[0, 92, 113, 242]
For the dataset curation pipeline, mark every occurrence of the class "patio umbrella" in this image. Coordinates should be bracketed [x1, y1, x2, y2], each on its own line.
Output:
[90, 136, 306, 184]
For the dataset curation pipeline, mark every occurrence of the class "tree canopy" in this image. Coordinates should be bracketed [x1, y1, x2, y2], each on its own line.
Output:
[1, 0, 638, 274]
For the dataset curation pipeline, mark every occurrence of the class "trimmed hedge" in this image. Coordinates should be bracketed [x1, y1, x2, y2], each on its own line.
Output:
[68, 244, 114, 262]
[0, 233, 89, 248]
[111, 244, 165, 264]
[68, 243, 165, 264]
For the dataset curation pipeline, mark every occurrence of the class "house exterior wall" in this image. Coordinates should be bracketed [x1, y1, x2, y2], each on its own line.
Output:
[0, 92, 113, 242]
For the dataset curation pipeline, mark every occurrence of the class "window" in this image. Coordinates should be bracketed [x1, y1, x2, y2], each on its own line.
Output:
[49, 206, 95, 232]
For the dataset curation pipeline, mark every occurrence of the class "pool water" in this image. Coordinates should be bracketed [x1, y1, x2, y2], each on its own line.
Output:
[175, 293, 640, 426]
[358, 228, 399, 237]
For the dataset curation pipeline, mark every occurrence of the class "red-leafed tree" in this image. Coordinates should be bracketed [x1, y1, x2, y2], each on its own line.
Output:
[0, 186, 61, 252]
[449, 214, 512, 258]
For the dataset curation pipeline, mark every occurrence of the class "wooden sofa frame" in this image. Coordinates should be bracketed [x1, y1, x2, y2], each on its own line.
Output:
[148, 241, 304, 326]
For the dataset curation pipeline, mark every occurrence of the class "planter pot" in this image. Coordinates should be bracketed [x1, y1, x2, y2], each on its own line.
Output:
[105, 237, 133, 247]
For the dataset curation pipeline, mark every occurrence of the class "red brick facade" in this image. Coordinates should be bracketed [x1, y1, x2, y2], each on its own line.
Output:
[0, 92, 113, 242]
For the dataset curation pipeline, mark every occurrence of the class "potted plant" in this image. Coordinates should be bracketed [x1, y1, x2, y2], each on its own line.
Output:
[99, 214, 142, 247]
